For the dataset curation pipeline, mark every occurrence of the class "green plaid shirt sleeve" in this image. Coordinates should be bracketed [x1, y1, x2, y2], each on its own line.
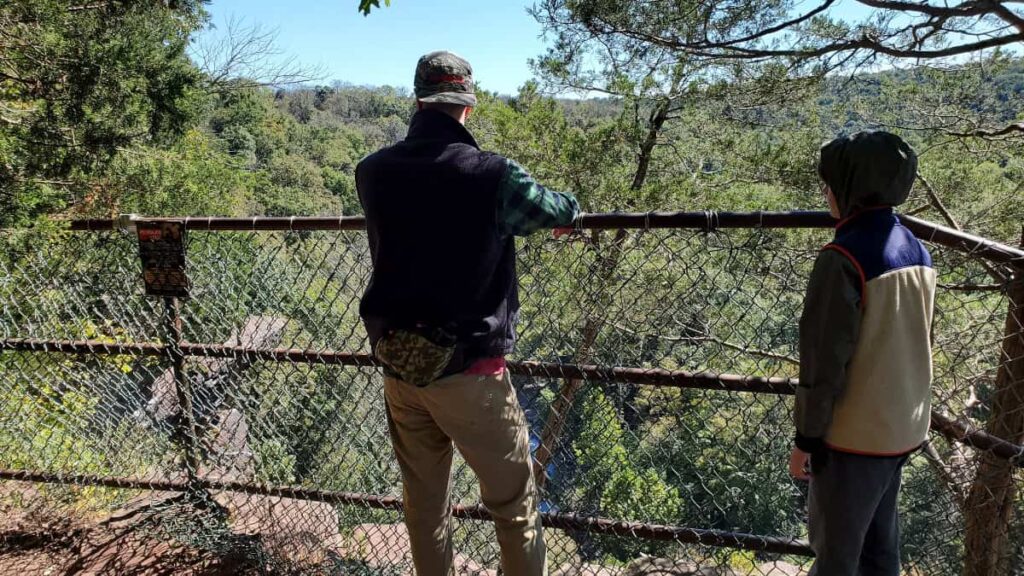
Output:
[496, 159, 580, 237]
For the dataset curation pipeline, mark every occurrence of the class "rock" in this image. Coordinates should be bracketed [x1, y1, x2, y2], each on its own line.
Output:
[552, 563, 622, 576]
[622, 557, 736, 576]
[140, 315, 288, 424]
[329, 522, 496, 575]
[756, 561, 806, 575]
[214, 491, 339, 565]
[618, 557, 807, 576]
[203, 408, 253, 480]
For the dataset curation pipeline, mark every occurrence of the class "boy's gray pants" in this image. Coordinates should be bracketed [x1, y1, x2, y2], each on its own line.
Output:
[808, 449, 910, 576]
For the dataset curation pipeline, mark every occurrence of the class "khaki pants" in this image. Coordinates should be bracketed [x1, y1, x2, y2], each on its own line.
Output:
[384, 371, 547, 576]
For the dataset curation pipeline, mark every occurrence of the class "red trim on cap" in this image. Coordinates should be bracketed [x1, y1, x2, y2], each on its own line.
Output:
[428, 75, 467, 84]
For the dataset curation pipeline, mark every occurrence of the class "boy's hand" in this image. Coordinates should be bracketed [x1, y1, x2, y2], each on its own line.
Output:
[789, 447, 811, 481]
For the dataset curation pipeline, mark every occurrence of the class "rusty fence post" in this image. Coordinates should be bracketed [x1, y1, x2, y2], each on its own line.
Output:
[162, 295, 201, 488]
[963, 230, 1024, 576]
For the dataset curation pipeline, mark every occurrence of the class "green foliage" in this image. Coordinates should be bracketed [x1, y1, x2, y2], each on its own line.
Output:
[0, 352, 169, 515]
[109, 130, 254, 217]
[2, 3, 1022, 570]
[357, 0, 391, 16]
[254, 438, 297, 484]
[0, 0, 208, 225]
[1, 379, 104, 472]
[573, 388, 682, 561]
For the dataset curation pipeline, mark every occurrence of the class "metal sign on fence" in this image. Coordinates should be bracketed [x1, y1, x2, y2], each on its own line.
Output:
[136, 219, 190, 298]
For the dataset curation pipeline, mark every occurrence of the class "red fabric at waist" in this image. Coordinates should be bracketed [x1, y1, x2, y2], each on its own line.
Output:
[464, 357, 506, 376]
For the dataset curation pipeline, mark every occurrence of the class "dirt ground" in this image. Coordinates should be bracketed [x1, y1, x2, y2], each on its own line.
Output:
[0, 483, 259, 575]
[0, 482, 806, 576]
[0, 481, 491, 575]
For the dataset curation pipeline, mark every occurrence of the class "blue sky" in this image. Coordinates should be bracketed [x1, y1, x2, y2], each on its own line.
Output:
[201, 0, 548, 95]
[198, 1, 941, 96]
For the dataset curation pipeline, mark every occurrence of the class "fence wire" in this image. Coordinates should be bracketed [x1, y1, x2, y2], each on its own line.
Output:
[0, 215, 1022, 576]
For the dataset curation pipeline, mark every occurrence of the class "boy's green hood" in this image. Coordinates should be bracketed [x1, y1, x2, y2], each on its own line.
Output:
[818, 131, 917, 218]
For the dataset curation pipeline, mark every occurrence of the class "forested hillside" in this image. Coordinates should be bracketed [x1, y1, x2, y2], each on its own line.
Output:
[1, 1, 1022, 243]
[2, 2, 1024, 574]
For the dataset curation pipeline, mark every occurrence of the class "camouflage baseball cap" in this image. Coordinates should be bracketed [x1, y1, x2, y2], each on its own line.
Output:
[414, 50, 477, 107]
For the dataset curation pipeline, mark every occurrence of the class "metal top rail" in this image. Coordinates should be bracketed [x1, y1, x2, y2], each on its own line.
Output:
[63, 210, 1024, 268]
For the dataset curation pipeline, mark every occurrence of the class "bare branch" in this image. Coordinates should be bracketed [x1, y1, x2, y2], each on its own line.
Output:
[988, 1, 1024, 35]
[639, 27, 1024, 62]
[192, 16, 322, 93]
[949, 122, 1024, 139]
[681, 0, 840, 50]
[611, 322, 799, 365]
[549, 0, 1024, 74]
[67, 2, 113, 12]
[921, 439, 967, 512]
[855, 0, 1004, 19]
[917, 171, 1008, 283]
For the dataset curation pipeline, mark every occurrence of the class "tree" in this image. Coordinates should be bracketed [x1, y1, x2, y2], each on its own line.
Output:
[533, 0, 1024, 138]
[0, 0, 208, 226]
[527, 3, 1024, 570]
[534, 1, 1024, 69]
[526, 0, 825, 501]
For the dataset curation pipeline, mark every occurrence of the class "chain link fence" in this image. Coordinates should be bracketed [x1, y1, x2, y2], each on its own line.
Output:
[1, 212, 1022, 575]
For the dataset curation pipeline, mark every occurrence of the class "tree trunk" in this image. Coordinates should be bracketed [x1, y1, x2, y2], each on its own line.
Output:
[533, 229, 628, 488]
[532, 98, 672, 489]
[963, 231, 1024, 576]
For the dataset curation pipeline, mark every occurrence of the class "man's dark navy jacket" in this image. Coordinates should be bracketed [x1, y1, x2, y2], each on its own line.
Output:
[356, 110, 522, 372]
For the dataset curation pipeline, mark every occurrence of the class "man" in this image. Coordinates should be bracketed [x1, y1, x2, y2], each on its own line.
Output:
[356, 50, 580, 576]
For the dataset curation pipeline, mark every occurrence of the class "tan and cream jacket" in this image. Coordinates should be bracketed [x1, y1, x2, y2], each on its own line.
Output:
[795, 207, 936, 456]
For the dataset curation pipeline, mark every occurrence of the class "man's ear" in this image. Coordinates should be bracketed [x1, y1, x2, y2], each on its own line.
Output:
[464, 107, 473, 121]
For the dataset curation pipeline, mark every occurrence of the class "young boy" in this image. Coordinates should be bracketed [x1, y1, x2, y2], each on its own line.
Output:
[790, 131, 936, 575]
